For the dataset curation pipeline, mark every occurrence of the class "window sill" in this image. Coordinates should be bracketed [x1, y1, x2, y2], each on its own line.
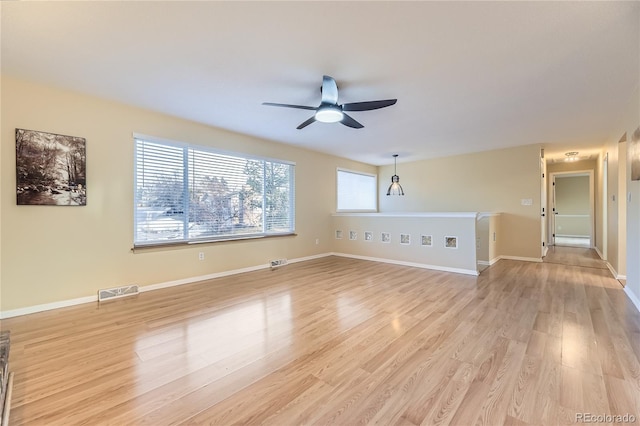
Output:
[131, 232, 297, 252]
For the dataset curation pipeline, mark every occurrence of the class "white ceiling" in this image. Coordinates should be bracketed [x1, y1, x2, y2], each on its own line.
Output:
[2, 1, 639, 166]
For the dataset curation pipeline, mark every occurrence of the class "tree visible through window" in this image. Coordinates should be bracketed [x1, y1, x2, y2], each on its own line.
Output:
[134, 137, 295, 246]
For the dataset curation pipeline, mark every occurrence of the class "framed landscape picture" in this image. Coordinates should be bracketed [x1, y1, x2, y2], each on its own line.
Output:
[16, 129, 86, 206]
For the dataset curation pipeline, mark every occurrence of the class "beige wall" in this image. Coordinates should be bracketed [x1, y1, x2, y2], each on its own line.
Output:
[547, 159, 597, 175]
[601, 84, 639, 283]
[553, 175, 590, 237]
[554, 176, 589, 215]
[0, 76, 376, 312]
[604, 135, 621, 276]
[378, 144, 542, 260]
[618, 141, 627, 276]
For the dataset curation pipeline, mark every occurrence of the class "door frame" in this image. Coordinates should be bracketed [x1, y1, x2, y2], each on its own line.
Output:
[540, 156, 548, 257]
[602, 153, 608, 259]
[548, 169, 595, 247]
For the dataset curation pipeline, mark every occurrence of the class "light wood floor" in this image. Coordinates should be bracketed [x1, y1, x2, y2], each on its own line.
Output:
[2, 249, 640, 425]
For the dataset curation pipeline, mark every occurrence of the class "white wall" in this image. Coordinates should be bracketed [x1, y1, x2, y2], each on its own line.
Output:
[332, 213, 479, 275]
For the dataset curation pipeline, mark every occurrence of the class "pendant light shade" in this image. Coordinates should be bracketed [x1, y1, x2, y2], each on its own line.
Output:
[386, 154, 404, 196]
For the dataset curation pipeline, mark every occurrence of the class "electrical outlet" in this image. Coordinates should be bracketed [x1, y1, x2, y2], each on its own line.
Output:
[198, 252, 205, 261]
[315, 238, 320, 245]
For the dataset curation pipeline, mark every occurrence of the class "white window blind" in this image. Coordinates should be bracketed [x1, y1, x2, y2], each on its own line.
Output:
[134, 136, 295, 246]
[336, 169, 377, 211]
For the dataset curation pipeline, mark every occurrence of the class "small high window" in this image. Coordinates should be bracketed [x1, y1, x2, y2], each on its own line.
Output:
[336, 168, 377, 212]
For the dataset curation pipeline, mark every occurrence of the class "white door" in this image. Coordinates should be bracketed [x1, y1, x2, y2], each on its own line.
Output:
[551, 175, 557, 246]
[541, 157, 548, 256]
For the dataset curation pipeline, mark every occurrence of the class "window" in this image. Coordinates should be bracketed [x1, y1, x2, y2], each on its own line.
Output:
[134, 135, 295, 246]
[336, 169, 377, 211]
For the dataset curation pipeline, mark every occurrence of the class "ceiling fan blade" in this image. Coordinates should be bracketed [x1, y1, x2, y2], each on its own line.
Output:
[296, 116, 316, 129]
[340, 113, 364, 129]
[321, 75, 339, 105]
[342, 99, 397, 112]
[262, 102, 317, 111]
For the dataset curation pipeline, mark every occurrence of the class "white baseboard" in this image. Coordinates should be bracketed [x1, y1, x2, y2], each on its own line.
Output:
[288, 253, 332, 264]
[140, 252, 334, 293]
[594, 246, 604, 259]
[331, 252, 479, 276]
[139, 264, 270, 293]
[617, 274, 627, 280]
[479, 257, 501, 267]
[606, 262, 618, 279]
[0, 253, 334, 319]
[624, 286, 640, 314]
[0, 295, 97, 319]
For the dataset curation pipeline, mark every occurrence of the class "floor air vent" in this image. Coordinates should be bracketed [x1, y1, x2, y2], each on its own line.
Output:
[98, 285, 139, 302]
[270, 259, 288, 269]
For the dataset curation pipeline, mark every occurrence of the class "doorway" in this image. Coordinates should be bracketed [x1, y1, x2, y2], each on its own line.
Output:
[550, 171, 594, 248]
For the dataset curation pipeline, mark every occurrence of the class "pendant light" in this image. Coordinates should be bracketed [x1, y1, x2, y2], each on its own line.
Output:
[386, 154, 405, 196]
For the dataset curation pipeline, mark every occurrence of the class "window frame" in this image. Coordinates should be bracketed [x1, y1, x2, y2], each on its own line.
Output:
[133, 133, 296, 248]
[336, 168, 378, 213]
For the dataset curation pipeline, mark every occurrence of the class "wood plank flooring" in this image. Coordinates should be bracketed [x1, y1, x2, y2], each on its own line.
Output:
[1, 249, 639, 425]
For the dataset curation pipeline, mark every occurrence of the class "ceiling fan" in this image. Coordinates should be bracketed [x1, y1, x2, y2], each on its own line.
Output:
[263, 75, 397, 129]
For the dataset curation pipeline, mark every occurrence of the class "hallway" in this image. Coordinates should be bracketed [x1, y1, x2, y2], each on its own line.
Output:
[544, 245, 610, 270]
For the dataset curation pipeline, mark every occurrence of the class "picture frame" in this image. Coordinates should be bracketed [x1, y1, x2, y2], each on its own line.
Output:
[421, 235, 433, 247]
[364, 231, 373, 241]
[335, 230, 343, 239]
[349, 230, 357, 241]
[400, 234, 410, 245]
[16, 128, 87, 206]
[381, 232, 391, 243]
[445, 236, 458, 249]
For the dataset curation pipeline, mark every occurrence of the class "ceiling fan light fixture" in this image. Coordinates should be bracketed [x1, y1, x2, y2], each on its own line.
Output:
[263, 75, 396, 129]
[315, 105, 344, 123]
